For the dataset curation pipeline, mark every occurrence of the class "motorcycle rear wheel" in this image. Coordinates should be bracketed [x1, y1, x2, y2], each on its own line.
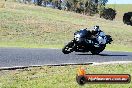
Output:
[90, 49, 101, 55]
[62, 41, 74, 54]
[90, 44, 106, 55]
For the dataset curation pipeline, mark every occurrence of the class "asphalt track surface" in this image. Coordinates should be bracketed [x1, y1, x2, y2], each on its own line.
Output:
[0, 48, 132, 68]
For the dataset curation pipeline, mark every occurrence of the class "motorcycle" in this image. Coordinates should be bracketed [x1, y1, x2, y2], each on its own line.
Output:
[62, 29, 113, 55]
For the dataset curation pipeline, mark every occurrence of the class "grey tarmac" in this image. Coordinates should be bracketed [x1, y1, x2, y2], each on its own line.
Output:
[0, 48, 132, 68]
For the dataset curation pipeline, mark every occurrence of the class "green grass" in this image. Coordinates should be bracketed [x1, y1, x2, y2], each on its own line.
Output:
[0, 2, 132, 52]
[0, 63, 132, 88]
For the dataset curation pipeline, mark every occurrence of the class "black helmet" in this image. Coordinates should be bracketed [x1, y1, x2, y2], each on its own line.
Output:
[92, 25, 100, 34]
[94, 25, 100, 31]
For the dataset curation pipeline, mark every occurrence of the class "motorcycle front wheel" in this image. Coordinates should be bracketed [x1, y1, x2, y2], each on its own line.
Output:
[62, 41, 74, 54]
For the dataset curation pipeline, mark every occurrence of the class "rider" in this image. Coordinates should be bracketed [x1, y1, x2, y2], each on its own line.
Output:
[91, 25, 107, 47]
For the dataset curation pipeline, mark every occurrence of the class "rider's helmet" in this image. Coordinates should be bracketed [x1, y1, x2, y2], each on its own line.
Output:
[92, 25, 100, 34]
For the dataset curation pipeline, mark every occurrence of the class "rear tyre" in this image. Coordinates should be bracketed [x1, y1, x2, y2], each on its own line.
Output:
[62, 41, 74, 54]
[90, 49, 101, 55]
[90, 44, 106, 55]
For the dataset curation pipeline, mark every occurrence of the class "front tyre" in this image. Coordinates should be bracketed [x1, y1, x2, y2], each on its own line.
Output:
[62, 41, 74, 54]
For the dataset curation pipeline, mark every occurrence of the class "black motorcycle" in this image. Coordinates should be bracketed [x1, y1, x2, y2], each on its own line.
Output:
[62, 29, 113, 55]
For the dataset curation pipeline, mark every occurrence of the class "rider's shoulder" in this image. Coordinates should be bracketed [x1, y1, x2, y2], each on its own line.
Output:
[99, 31, 106, 35]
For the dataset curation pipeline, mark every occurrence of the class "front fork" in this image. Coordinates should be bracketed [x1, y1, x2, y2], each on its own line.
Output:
[70, 40, 76, 52]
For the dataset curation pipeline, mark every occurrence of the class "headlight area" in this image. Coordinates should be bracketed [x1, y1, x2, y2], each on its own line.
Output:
[74, 34, 81, 42]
